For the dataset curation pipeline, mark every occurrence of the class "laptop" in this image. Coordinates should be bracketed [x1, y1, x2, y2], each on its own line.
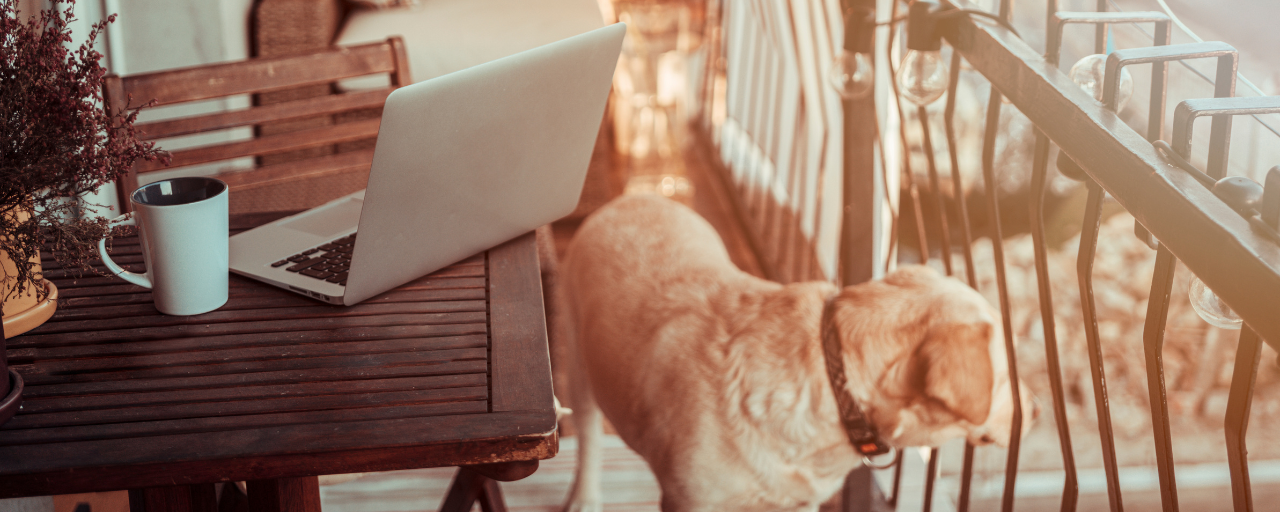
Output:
[229, 23, 626, 306]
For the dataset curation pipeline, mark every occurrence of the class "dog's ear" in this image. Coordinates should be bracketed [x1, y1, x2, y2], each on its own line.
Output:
[914, 322, 994, 425]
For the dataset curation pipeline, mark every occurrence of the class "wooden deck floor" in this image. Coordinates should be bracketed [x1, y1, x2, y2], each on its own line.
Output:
[321, 435, 658, 512]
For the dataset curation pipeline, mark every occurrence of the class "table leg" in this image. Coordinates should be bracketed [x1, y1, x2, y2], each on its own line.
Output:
[245, 477, 321, 512]
[128, 484, 217, 512]
[439, 468, 507, 512]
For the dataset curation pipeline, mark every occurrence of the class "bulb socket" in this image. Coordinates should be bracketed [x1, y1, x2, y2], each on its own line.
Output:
[1213, 176, 1264, 215]
[842, 6, 875, 54]
[905, 0, 944, 52]
[1056, 151, 1089, 182]
[1263, 166, 1280, 230]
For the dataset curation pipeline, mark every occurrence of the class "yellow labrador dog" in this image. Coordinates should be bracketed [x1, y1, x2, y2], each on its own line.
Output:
[559, 195, 1033, 512]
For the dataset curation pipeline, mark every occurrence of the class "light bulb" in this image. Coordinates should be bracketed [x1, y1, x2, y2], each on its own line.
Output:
[1188, 276, 1242, 329]
[1069, 54, 1134, 111]
[828, 50, 874, 100]
[896, 50, 948, 106]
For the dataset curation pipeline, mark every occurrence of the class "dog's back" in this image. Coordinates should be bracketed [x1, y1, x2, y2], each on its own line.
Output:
[562, 194, 751, 297]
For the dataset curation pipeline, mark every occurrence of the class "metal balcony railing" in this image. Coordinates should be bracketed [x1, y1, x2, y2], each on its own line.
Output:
[691, 0, 1280, 510]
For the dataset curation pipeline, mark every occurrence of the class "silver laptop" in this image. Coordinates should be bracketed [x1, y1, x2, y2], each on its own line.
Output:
[230, 23, 625, 306]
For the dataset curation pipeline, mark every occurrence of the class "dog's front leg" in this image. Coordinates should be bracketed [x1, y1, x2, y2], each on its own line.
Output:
[562, 341, 604, 511]
[563, 386, 604, 511]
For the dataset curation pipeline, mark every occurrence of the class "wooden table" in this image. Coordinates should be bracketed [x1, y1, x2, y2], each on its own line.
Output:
[0, 212, 558, 512]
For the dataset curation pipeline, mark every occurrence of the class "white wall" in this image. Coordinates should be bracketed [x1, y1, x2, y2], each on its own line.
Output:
[102, 0, 252, 75]
[67, 0, 255, 216]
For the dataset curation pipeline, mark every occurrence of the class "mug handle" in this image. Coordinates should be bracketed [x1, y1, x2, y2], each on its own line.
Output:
[98, 214, 152, 289]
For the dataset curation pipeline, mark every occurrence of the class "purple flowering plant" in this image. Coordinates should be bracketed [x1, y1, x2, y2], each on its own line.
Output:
[1, 0, 167, 303]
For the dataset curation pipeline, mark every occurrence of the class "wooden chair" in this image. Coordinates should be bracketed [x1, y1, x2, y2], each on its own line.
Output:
[104, 37, 411, 214]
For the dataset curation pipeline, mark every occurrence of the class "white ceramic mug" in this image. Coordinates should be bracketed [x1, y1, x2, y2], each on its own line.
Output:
[98, 177, 230, 316]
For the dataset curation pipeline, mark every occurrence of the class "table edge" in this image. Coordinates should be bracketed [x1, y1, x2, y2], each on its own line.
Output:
[0, 410, 558, 498]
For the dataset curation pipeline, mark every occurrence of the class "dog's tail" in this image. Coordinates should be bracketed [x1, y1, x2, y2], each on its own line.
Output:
[537, 225, 575, 424]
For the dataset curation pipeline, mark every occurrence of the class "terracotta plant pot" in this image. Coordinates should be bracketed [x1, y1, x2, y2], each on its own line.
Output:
[1, 254, 58, 339]
[1, 236, 59, 425]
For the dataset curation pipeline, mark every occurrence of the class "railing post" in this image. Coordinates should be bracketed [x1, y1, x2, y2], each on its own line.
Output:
[840, 0, 882, 288]
[837, 0, 892, 510]
[1037, 12, 1173, 512]
[1225, 327, 1262, 512]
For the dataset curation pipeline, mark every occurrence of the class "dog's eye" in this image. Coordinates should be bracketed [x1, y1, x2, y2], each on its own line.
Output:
[979, 434, 995, 444]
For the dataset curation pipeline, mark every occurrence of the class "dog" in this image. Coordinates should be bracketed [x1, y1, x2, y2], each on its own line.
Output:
[558, 195, 1035, 512]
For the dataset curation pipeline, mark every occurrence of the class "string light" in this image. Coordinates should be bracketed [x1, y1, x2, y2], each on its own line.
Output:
[895, 1, 948, 106]
[828, 6, 875, 100]
[1068, 54, 1134, 111]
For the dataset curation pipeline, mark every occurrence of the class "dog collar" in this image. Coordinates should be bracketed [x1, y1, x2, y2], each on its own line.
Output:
[820, 294, 891, 457]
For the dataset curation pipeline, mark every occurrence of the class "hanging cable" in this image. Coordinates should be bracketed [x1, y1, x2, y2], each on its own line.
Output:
[868, 8, 1020, 37]
[1104, 0, 1280, 140]
[1149, 0, 1272, 98]
[935, 8, 1020, 37]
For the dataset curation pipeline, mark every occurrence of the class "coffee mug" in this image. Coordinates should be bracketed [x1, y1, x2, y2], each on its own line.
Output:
[98, 177, 230, 316]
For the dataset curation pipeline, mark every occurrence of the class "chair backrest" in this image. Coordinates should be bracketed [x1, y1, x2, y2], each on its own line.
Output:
[105, 37, 411, 214]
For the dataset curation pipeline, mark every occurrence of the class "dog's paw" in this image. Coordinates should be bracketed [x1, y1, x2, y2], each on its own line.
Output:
[554, 395, 573, 421]
[561, 502, 603, 512]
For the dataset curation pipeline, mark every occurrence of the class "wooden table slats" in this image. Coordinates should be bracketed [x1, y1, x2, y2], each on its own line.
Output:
[18, 372, 487, 415]
[10, 330, 486, 368]
[0, 401, 490, 448]
[26, 301, 487, 336]
[54, 274, 486, 301]
[46, 261, 484, 290]
[47, 288, 487, 322]
[0, 212, 557, 498]
[22, 357, 488, 404]
[7, 384, 489, 432]
[39, 241, 483, 269]
[10, 312, 489, 347]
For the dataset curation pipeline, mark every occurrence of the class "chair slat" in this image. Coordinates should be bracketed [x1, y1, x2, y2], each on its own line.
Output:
[135, 119, 380, 174]
[108, 37, 408, 213]
[137, 89, 392, 140]
[216, 149, 375, 191]
[120, 41, 397, 107]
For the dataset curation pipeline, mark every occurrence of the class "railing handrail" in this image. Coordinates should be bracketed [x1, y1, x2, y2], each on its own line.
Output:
[942, 0, 1280, 349]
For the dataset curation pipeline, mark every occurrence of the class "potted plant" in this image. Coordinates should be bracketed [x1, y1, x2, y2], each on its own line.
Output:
[1, 0, 166, 421]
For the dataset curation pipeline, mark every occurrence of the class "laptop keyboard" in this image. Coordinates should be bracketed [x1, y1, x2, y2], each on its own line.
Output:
[271, 233, 356, 286]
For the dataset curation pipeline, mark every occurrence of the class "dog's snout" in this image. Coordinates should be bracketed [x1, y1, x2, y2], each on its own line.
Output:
[979, 434, 995, 444]
[1030, 396, 1043, 421]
